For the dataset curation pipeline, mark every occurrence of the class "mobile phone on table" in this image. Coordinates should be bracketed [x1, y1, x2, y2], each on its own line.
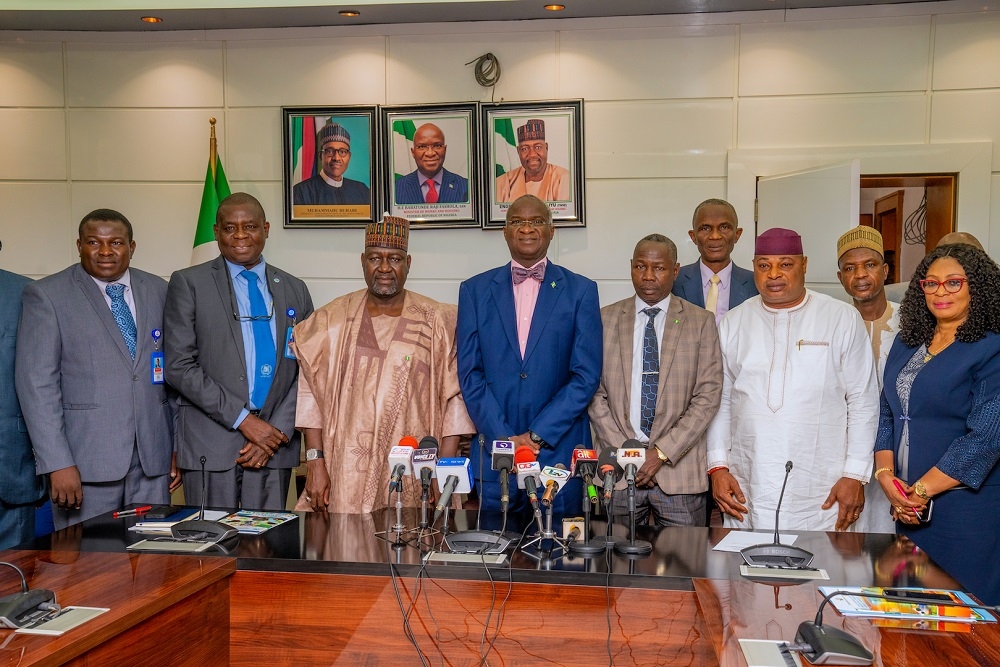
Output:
[142, 505, 179, 520]
[883, 588, 951, 602]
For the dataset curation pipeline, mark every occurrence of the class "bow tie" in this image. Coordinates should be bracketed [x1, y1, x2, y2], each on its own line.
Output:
[512, 263, 545, 285]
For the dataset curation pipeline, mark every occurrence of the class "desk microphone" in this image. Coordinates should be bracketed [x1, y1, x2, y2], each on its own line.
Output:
[514, 446, 542, 512]
[740, 461, 814, 569]
[571, 446, 599, 505]
[491, 440, 515, 513]
[388, 436, 418, 491]
[411, 444, 438, 496]
[792, 588, 1000, 665]
[0, 562, 57, 629]
[616, 442, 645, 484]
[172, 455, 239, 544]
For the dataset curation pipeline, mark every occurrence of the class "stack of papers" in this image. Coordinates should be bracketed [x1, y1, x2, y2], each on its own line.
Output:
[818, 587, 996, 623]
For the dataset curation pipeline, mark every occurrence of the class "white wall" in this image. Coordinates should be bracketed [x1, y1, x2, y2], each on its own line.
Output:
[3, 2, 1000, 307]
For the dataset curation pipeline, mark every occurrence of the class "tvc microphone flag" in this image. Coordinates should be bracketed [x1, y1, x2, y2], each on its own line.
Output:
[192, 117, 231, 265]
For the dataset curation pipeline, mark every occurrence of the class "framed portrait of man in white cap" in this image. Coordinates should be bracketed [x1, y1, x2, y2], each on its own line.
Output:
[483, 100, 586, 228]
[282, 106, 379, 228]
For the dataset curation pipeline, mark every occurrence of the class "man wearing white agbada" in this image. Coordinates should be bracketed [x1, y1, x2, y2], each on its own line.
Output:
[707, 227, 878, 532]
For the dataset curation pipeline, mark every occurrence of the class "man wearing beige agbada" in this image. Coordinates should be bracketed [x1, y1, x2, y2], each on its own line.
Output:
[293, 215, 474, 513]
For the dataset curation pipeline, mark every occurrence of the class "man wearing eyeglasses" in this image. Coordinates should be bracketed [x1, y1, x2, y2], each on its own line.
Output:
[394, 123, 469, 205]
[292, 121, 371, 207]
[457, 194, 602, 519]
[835, 225, 898, 533]
[495, 119, 571, 203]
[707, 227, 878, 533]
[164, 192, 314, 511]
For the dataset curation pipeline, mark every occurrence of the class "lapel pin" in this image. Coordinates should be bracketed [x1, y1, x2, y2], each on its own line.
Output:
[273, 277, 280, 283]
[674, 319, 679, 324]
[550, 281, 556, 288]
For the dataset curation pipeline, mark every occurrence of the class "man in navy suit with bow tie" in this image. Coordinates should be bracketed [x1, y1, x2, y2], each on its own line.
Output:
[457, 194, 602, 518]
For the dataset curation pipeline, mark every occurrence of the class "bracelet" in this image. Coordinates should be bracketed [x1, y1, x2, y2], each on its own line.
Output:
[873, 467, 894, 480]
[707, 466, 728, 476]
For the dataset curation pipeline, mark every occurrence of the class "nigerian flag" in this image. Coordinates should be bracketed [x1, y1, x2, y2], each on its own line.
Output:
[191, 122, 231, 265]
[391, 119, 417, 183]
[494, 117, 518, 179]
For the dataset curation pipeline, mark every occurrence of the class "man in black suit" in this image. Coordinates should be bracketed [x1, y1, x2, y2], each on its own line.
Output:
[0, 241, 44, 547]
[165, 193, 314, 510]
[672, 198, 757, 323]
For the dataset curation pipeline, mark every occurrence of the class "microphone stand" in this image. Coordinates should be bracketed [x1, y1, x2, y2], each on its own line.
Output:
[568, 477, 605, 556]
[613, 469, 652, 557]
[520, 502, 570, 561]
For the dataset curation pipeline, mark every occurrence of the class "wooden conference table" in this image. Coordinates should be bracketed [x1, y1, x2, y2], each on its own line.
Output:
[3, 509, 998, 666]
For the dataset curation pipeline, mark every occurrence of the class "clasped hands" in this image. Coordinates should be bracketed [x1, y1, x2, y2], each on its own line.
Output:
[236, 413, 288, 469]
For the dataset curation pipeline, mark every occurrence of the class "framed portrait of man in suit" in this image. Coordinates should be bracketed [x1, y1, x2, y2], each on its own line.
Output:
[381, 103, 480, 229]
[483, 100, 586, 229]
[282, 105, 379, 228]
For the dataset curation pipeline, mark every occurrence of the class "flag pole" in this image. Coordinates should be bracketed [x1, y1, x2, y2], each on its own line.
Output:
[209, 117, 217, 180]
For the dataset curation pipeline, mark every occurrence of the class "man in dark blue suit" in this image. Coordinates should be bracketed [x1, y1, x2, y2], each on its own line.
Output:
[394, 123, 469, 205]
[0, 243, 44, 548]
[457, 195, 602, 518]
[672, 199, 757, 323]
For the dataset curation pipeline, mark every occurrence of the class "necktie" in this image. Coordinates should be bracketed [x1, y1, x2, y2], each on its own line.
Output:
[704, 274, 721, 316]
[425, 178, 439, 204]
[512, 263, 545, 285]
[106, 283, 136, 359]
[639, 307, 660, 437]
[240, 270, 276, 410]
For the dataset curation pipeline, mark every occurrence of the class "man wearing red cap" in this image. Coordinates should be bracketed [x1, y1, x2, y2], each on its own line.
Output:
[292, 215, 474, 514]
[495, 119, 571, 203]
[706, 227, 879, 532]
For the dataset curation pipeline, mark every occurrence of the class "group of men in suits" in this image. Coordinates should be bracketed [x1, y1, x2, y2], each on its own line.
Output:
[7, 194, 313, 530]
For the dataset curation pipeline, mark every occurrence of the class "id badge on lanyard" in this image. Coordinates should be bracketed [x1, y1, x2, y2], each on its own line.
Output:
[150, 329, 164, 384]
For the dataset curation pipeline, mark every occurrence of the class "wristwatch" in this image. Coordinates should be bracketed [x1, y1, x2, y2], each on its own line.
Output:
[653, 445, 668, 463]
[913, 480, 929, 500]
[305, 449, 324, 462]
[528, 431, 547, 448]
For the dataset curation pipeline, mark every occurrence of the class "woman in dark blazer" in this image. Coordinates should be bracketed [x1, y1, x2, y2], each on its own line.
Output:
[874, 243, 1000, 605]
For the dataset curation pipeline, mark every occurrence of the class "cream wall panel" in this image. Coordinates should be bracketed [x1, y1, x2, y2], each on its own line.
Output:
[0, 109, 66, 180]
[739, 17, 929, 96]
[738, 95, 926, 148]
[225, 36, 386, 107]
[584, 100, 733, 179]
[0, 42, 64, 107]
[931, 91, 1000, 170]
[557, 178, 727, 288]
[69, 109, 225, 181]
[933, 14, 1000, 91]
[559, 25, 736, 101]
[0, 183, 72, 277]
[71, 182, 205, 279]
[990, 174, 1000, 260]
[226, 108, 282, 181]
[387, 32, 556, 104]
[66, 42, 224, 108]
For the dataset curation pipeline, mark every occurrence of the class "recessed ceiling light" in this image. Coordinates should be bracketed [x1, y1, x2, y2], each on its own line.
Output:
[339, 10, 361, 17]
[140, 16, 163, 23]
[544, 4, 566, 9]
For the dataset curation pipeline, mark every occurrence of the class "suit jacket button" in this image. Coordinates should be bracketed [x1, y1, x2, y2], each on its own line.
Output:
[239, 375, 245, 381]
[520, 373, 527, 379]
[132, 375, 139, 381]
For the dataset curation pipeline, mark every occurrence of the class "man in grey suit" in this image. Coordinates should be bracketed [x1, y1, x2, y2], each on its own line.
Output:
[1, 241, 44, 547]
[165, 192, 313, 511]
[589, 234, 723, 526]
[16, 210, 174, 529]
[672, 198, 757, 323]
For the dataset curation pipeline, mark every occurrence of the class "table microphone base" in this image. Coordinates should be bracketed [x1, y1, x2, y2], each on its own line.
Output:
[567, 539, 606, 556]
[794, 621, 874, 665]
[614, 539, 652, 557]
[588, 535, 623, 551]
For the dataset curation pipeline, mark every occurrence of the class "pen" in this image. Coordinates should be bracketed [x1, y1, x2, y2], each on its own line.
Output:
[114, 505, 152, 518]
[892, 478, 909, 497]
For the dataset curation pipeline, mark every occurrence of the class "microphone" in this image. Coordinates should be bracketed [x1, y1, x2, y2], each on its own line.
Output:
[171, 455, 239, 544]
[0, 562, 57, 629]
[491, 439, 515, 513]
[571, 446, 599, 505]
[740, 460, 815, 569]
[411, 444, 438, 498]
[793, 588, 1000, 665]
[540, 463, 570, 506]
[433, 457, 472, 522]
[561, 517, 584, 543]
[597, 448, 623, 505]
[388, 435, 418, 492]
[514, 446, 542, 511]
[616, 442, 646, 484]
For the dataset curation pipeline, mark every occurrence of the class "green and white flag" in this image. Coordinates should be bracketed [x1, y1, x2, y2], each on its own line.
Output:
[192, 124, 231, 265]
[391, 119, 417, 183]
[493, 117, 518, 179]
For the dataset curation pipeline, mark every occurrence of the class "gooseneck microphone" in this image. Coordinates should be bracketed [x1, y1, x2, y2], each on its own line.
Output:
[740, 460, 814, 569]
[171, 456, 239, 544]
[792, 589, 1000, 665]
[0, 562, 58, 629]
